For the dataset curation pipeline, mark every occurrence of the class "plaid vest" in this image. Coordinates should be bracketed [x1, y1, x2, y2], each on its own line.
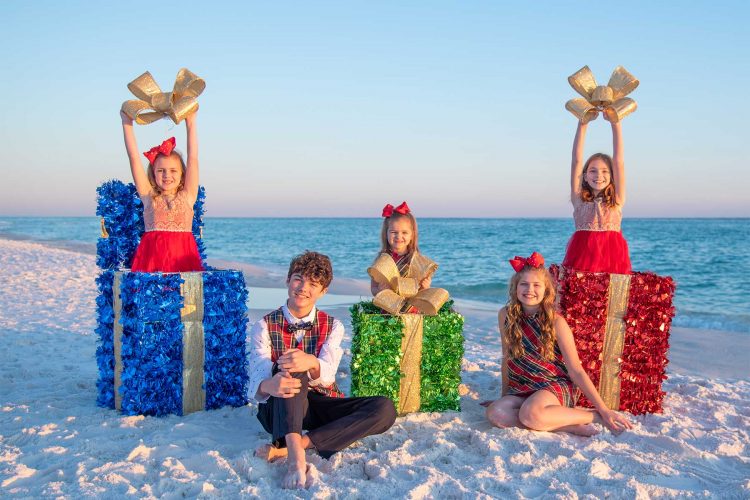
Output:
[265, 308, 345, 398]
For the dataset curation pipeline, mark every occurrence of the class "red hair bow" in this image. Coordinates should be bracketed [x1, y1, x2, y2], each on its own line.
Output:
[509, 252, 545, 272]
[143, 137, 176, 164]
[382, 201, 410, 218]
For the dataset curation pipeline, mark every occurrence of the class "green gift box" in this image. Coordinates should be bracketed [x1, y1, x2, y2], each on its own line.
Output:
[350, 301, 464, 414]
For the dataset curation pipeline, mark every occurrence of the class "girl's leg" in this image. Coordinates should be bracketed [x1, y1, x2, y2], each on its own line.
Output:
[518, 390, 599, 436]
[485, 395, 527, 428]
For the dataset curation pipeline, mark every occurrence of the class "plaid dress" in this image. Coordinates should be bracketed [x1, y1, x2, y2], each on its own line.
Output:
[265, 308, 344, 398]
[506, 314, 578, 407]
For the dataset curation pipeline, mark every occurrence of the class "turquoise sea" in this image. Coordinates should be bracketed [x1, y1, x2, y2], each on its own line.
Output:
[1, 217, 748, 334]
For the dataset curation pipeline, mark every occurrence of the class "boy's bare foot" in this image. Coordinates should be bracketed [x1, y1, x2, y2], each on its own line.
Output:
[282, 461, 309, 489]
[254, 443, 288, 462]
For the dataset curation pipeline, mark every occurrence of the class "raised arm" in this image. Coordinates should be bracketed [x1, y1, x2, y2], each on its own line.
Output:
[120, 111, 151, 196]
[570, 120, 588, 202]
[554, 315, 632, 433]
[182, 111, 199, 204]
[609, 120, 626, 205]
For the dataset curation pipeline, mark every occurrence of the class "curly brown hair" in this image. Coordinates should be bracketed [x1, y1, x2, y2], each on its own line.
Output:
[580, 153, 616, 207]
[503, 267, 557, 360]
[147, 151, 187, 196]
[287, 251, 333, 288]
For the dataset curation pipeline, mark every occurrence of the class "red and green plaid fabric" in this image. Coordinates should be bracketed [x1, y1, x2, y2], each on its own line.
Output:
[265, 308, 344, 398]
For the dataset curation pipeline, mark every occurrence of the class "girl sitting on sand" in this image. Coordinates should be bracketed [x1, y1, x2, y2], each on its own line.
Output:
[120, 109, 203, 273]
[562, 118, 631, 274]
[485, 252, 632, 436]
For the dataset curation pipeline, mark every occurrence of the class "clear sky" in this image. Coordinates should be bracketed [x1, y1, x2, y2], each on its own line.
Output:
[1, 1, 748, 217]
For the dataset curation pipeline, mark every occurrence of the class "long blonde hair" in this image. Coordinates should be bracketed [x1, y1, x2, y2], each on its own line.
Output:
[503, 267, 557, 360]
[379, 212, 420, 255]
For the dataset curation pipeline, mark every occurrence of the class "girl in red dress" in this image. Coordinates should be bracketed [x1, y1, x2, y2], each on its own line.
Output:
[120, 109, 203, 273]
[562, 118, 631, 274]
[484, 252, 632, 436]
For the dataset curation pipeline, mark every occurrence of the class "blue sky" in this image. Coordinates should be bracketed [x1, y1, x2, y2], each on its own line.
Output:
[1, 1, 748, 217]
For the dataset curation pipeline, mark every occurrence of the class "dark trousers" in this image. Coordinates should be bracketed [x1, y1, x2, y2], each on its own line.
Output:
[256, 371, 397, 459]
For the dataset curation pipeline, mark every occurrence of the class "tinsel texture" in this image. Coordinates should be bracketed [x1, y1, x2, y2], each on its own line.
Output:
[350, 301, 464, 413]
[552, 265, 676, 414]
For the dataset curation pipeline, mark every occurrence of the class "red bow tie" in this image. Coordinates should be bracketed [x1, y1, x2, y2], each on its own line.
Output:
[382, 201, 410, 218]
[509, 252, 545, 272]
[143, 137, 176, 164]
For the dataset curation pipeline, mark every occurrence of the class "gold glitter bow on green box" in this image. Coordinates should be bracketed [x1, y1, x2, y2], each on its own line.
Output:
[366, 254, 450, 413]
[121, 68, 206, 125]
[565, 66, 639, 123]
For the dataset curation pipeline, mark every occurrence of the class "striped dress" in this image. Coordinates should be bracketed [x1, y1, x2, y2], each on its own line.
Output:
[506, 314, 578, 407]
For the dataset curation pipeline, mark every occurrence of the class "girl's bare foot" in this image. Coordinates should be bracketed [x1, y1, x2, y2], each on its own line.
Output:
[559, 423, 600, 436]
[254, 443, 288, 462]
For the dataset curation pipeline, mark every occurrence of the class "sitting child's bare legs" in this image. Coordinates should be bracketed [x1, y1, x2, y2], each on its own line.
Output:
[518, 390, 599, 436]
[485, 395, 526, 428]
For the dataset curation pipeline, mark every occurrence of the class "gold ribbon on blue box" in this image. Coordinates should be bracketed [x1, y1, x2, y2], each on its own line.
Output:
[121, 68, 205, 125]
[113, 271, 206, 415]
[565, 66, 639, 123]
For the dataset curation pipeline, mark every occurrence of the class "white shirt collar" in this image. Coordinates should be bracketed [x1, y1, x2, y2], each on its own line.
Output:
[281, 303, 317, 324]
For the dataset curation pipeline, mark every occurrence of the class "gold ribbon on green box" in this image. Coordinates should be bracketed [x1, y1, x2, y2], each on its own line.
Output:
[121, 68, 206, 125]
[565, 65, 639, 123]
[112, 271, 206, 415]
[367, 254, 450, 414]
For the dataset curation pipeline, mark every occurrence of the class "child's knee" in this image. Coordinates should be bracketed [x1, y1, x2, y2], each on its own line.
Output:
[371, 396, 397, 430]
[518, 403, 544, 429]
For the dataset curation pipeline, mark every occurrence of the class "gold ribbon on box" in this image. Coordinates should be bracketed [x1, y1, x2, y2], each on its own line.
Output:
[121, 68, 206, 125]
[367, 253, 450, 414]
[557, 266, 630, 410]
[565, 66, 639, 123]
[113, 271, 206, 415]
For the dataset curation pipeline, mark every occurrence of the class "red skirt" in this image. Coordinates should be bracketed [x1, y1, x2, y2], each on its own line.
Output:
[130, 231, 204, 273]
[562, 230, 632, 274]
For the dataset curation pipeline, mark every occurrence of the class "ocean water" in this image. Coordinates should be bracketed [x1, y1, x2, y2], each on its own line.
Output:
[1, 217, 748, 334]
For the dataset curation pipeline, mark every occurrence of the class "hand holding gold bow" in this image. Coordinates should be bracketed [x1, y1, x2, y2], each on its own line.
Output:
[368, 254, 449, 316]
[121, 68, 206, 125]
[565, 66, 639, 123]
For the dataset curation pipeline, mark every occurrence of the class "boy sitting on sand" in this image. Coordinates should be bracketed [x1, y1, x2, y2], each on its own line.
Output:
[248, 251, 397, 489]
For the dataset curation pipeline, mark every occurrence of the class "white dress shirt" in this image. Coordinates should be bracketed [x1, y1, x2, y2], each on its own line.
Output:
[247, 304, 345, 404]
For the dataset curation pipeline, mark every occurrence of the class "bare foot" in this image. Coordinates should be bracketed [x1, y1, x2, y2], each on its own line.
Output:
[282, 461, 308, 489]
[254, 443, 288, 462]
[560, 423, 600, 436]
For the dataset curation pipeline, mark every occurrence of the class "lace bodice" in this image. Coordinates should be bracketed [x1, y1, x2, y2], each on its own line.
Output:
[572, 197, 622, 232]
[141, 190, 194, 232]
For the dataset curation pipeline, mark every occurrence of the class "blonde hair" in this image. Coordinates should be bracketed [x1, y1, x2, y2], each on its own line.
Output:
[580, 153, 616, 207]
[503, 267, 557, 360]
[379, 212, 420, 255]
[147, 151, 186, 196]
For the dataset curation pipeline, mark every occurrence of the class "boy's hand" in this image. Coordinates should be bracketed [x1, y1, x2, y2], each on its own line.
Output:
[261, 371, 302, 398]
[277, 349, 319, 374]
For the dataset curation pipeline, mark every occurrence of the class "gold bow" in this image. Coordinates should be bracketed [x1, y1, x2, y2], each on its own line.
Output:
[121, 68, 206, 125]
[368, 253, 449, 316]
[565, 66, 639, 123]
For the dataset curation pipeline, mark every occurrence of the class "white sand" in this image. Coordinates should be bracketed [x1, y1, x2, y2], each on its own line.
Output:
[1, 238, 748, 498]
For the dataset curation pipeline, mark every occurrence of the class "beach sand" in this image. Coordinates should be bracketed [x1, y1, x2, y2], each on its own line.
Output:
[1, 239, 748, 498]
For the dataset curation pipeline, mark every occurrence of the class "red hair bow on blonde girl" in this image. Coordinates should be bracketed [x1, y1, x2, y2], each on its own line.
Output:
[382, 201, 410, 218]
[143, 137, 176, 164]
[509, 252, 545, 272]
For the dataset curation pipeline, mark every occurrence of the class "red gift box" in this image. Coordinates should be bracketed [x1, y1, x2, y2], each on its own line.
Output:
[550, 265, 676, 415]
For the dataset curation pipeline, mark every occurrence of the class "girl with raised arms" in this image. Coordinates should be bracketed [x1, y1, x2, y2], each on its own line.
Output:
[563, 119, 631, 274]
[120, 109, 203, 272]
